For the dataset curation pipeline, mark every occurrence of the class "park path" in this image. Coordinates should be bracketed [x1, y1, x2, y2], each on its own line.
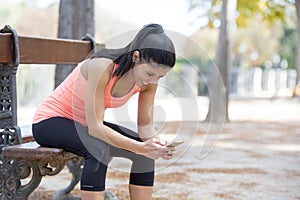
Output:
[28, 98, 300, 200]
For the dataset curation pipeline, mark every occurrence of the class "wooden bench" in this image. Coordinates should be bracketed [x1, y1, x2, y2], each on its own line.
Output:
[0, 25, 103, 199]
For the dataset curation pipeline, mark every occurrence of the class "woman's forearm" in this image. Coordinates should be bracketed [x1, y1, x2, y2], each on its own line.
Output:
[88, 123, 169, 160]
[88, 122, 142, 153]
[138, 124, 160, 141]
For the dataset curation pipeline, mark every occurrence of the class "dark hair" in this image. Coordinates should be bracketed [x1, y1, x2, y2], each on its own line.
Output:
[90, 24, 176, 77]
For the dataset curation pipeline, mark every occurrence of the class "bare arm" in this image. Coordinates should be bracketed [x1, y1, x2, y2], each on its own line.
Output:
[137, 84, 176, 160]
[137, 84, 160, 141]
[83, 58, 168, 159]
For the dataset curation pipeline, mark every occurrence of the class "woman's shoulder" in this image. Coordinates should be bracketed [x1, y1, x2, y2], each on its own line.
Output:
[81, 58, 114, 79]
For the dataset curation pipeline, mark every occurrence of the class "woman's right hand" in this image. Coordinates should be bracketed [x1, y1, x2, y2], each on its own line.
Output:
[138, 138, 176, 160]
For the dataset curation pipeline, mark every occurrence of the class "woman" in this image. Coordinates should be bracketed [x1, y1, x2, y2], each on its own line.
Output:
[32, 24, 176, 200]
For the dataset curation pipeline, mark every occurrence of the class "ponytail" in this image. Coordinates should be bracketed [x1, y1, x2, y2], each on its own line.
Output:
[90, 24, 176, 77]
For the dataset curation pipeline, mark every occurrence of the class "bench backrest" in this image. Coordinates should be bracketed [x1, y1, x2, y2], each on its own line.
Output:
[0, 25, 102, 149]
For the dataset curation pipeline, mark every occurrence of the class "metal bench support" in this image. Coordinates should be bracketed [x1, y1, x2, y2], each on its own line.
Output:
[0, 25, 81, 200]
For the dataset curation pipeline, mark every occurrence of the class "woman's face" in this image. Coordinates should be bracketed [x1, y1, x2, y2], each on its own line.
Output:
[132, 62, 172, 87]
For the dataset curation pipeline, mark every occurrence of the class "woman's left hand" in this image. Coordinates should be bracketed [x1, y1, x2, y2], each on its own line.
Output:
[161, 146, 176, 160]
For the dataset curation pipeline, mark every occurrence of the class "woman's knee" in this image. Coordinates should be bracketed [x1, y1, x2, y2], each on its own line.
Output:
[81, 156, 108, 191]
[131, 154, 155, 173]
[129, 155, 155, 186]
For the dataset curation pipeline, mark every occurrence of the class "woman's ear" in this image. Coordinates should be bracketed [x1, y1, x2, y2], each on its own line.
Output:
[132, 50, 140, 62]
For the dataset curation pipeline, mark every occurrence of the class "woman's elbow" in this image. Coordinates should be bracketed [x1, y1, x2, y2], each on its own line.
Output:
[87, 122, 105, 139]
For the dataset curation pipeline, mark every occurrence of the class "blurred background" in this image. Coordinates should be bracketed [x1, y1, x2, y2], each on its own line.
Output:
[0, 0, 299, 124]
[1, 1, 300, 199]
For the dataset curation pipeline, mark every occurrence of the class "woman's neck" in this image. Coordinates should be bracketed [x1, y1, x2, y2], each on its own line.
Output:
[111, 71, 135, 98]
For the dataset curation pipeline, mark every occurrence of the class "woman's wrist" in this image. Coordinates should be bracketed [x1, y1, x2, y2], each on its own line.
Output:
[133, 140, 144, 155]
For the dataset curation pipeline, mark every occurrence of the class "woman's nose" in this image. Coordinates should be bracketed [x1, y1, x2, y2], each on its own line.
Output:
[149, 77, 159, 84]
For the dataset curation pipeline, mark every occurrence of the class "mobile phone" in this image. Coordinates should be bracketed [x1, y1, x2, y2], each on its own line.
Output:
[166, 140, 184, 147]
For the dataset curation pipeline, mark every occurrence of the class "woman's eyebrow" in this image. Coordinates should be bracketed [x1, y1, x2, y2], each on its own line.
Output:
[146, 70, 156, 75]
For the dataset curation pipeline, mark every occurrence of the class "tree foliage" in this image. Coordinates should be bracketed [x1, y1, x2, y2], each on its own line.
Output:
[236, 0, 290, 27]
[189, 0, 294, 28]
[279, 23, 297, 69]
[188, 0, 298, 70]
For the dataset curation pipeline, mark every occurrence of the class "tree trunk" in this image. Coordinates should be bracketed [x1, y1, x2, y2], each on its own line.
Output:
[54, 0, 94, 88]
[295, 0, 300, 86]
[205, 0, 236, 123]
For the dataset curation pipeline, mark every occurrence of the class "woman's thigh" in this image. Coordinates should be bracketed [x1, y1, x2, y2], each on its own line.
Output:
[32, 117, 109, 164]
[32, 117, 153, 168]
[103, 122, 155, 173]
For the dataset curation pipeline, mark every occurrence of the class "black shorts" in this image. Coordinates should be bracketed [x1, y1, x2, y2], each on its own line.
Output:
[32, 117, 155, 191]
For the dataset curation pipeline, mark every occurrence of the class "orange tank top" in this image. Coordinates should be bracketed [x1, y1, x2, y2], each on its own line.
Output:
[33, 62, 141, 126]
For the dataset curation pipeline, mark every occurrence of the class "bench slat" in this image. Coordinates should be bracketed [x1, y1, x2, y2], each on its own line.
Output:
[3, 141, 78, 161]
[0, 33, 103, 64]
[22, 135, 35, 143]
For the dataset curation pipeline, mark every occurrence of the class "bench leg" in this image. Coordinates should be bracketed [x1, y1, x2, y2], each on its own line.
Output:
[0, 156, 42, 200]
[1, 156, 74, 200]
[52, 158, 84, 200]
